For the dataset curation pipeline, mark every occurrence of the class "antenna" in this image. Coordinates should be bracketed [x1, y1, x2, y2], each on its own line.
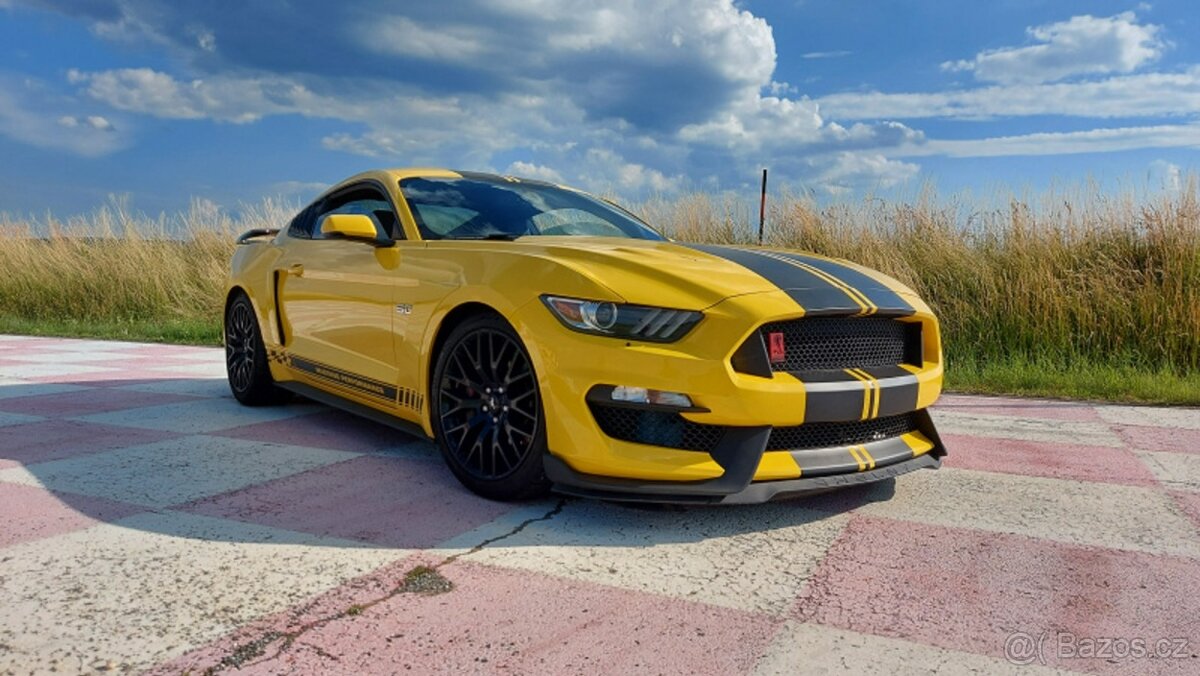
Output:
[758, 168, 768, 245]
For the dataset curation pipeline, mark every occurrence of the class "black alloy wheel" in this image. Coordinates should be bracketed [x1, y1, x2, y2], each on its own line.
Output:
[224, 294, 287, 406]
[433, 314, 549, 500]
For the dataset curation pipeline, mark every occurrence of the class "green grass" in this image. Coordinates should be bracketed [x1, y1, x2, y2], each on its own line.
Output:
[947, 355, 1200, 406]
[0, 315, 220, 346]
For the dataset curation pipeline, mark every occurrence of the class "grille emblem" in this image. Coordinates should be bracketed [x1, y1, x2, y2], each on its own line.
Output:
[768, 331, 786, 363]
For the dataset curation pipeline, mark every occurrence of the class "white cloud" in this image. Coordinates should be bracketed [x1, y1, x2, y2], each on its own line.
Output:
[57, 114, 113, 130]
[504, 161, 564, 183]
[69, 68, 298, 122]
[890, 123, 1200, 158]
[581, 148, 683, 194]
[942, 12, 1166, 84]
[812, 152, 919, 195]
[362, 17, 487, 62]
[817, 67, 1200, 120]
[86, 115, 113, 130]
[801, 51, 851, 59]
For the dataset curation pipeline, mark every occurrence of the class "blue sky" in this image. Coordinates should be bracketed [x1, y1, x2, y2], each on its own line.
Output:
[0, 0, 1197, 216]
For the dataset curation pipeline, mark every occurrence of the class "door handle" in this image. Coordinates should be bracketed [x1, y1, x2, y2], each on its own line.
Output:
[285, 263, 304, 277]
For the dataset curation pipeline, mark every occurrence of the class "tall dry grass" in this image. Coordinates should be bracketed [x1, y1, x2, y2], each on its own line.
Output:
[1, 182, 1197, 376]
[0, 197, 289, 325]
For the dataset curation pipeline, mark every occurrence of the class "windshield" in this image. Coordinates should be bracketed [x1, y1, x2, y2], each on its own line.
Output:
[398, 175, 664, 241]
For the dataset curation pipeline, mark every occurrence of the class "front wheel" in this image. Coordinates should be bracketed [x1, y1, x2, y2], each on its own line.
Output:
[225, 293, 289, 406]
[431, 314, 550, 501]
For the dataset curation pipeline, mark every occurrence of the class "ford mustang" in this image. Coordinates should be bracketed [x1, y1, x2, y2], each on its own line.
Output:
[225, 168, 946, 503]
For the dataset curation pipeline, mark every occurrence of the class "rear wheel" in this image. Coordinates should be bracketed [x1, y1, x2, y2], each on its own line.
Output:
[431, 314, 549, 501]
[225, 293, 288, 406]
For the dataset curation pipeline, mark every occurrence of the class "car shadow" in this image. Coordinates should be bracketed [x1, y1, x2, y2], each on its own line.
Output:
[3, 375, 897, 552]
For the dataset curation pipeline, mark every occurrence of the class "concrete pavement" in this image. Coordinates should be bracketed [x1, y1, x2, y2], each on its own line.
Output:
[0, 335, 1198, 674]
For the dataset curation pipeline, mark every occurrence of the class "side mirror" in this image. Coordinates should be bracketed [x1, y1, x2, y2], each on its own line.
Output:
[320, 214, 392, 245]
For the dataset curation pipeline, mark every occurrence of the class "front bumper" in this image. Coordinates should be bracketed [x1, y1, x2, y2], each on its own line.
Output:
[511, 287, 946, 501]
[544, 409, 946, 504]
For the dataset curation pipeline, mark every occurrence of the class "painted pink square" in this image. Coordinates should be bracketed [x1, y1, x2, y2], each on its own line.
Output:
[160, 560, 779, 675]
[0, 419, 181, 468]
[794, 516, 1200, 675]
[0, 388, 198, 417]
[941, 433, 1159, 486]
[1115, 425, 1200, 454]
[0, 483, 144, 548]
[181, 455, 511, 548]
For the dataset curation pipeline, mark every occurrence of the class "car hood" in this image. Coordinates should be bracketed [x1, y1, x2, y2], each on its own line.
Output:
[512, 236, 919, 314]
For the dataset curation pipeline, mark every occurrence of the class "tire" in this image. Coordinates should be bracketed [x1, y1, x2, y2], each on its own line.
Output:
[431, 313, 550, 501]
[225, 293, 289, 406]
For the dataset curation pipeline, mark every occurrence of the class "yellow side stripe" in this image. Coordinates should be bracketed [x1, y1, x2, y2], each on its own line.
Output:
[848, 446, 867, 471]
[848, 368, 881, 419]
[844, 368, 872, 420]
[859, 445, 876, 469]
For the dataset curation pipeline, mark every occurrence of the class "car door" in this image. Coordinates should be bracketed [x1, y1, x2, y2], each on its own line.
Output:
[276, 183, 403, 403]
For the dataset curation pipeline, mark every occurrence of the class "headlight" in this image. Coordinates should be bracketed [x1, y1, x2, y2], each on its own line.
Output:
[541, 295, 702, 342]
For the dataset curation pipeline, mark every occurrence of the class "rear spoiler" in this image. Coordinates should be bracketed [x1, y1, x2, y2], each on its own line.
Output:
[236, 228, 280, 245]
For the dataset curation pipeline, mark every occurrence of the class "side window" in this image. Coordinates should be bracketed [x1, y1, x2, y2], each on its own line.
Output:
[312, 185, 402, 240]
[286, 204, 317, 239]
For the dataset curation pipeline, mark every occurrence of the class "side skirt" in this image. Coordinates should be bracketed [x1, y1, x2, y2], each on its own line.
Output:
[276, 380, 432, 442]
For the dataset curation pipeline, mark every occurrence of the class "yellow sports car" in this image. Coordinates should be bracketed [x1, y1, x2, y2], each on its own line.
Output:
[225, 168, 945, 503]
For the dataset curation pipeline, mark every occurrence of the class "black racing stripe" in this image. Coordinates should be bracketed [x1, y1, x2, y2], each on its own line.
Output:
[788, 447, 862, 477]
[788, 369, 863, 383]
[866, 370, 920, 418]
[863, 365, 915, 379]
[290, 356, 398, 402]
[796, 378, 868, 422]
[684, 244, 864, 315]
[770, 252, 914, 316]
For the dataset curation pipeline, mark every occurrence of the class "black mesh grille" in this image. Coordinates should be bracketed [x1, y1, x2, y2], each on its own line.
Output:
[766, 412, 918, 451]
[590, 405, 919, 454]
[590, 404, 724, 453]
[749, 317, 919, 373]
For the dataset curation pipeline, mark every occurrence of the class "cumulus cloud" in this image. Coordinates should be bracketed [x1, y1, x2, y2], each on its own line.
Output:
[20, 0, 930, 194]
[811, 153, 919, 195]
[942, 12, 1166, 84]
[581, 148, 684, 193]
